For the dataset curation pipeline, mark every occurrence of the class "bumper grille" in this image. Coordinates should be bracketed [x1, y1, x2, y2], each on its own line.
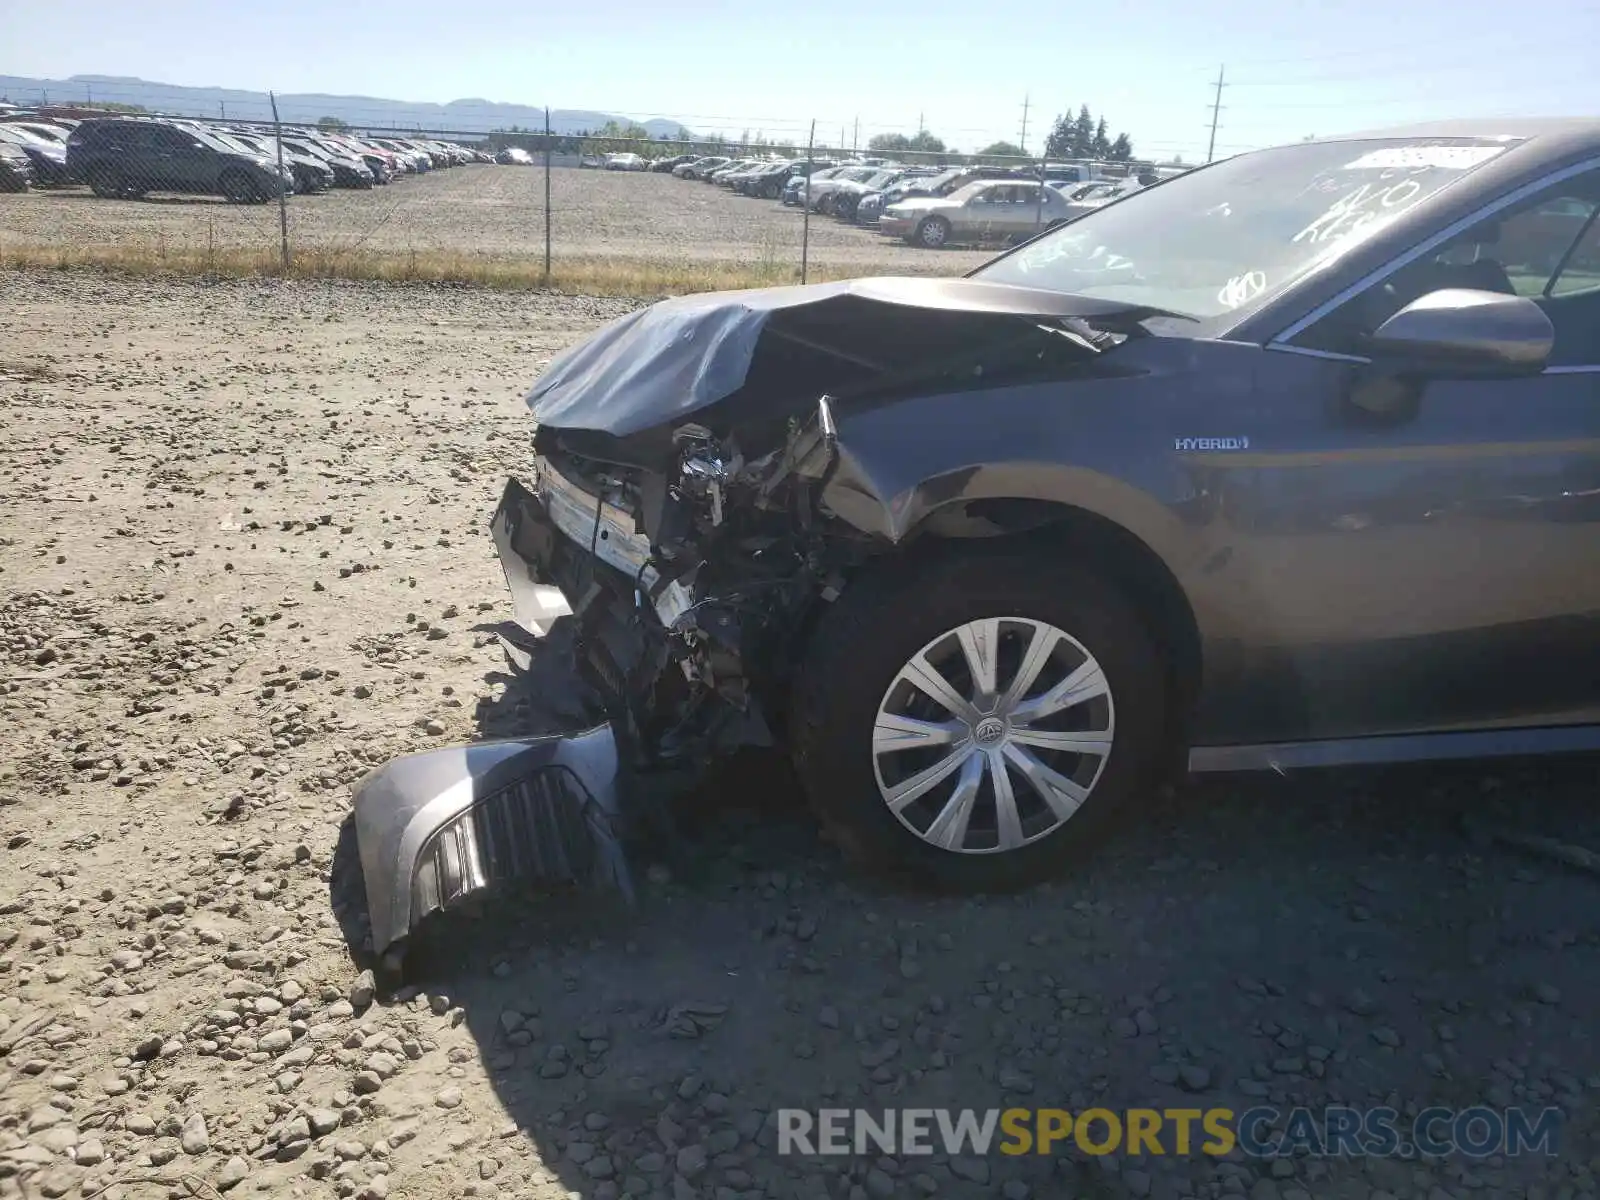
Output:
[411, 766, 610, 920]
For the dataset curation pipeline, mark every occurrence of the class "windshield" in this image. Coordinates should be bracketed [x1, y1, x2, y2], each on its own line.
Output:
[187, 127, 255, 156]
[976, 136, 1522, 321]
[942, 181, 993, 204]
[0, 125, 51, 148]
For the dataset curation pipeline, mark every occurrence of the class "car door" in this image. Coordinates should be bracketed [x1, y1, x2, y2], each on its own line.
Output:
[1004, 183, 1050, 239]
[1197, 167, 1600, 743]
[148, 125, 210, 192]
[963, 183, 1003, 240]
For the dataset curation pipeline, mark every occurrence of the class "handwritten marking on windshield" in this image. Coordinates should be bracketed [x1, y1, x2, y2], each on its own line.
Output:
[1293, 180, 1422, 245]
[1342, 145, 1506, 172]
[1217, 271, 1266, 309]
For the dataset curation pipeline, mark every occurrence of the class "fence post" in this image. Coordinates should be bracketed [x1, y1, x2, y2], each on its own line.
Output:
[543, 107, 552, 282]
[1034, 149, 1047, 233]
[269, 91, 290, 272]
[801, 120, 815, 285]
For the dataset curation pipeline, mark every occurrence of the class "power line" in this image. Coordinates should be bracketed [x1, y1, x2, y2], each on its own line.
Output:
[1205, 65, 1227, 164]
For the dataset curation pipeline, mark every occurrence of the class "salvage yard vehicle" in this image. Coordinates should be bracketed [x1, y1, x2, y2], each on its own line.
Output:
[0, 141, 35, 191]
[65, 117, 294, 202]
[224, 130, 334, 194]
[0, 122, 74, 185]
[276, 132, 378, 188]
[354, 120, 1600, 976]
[880, 178, 1075, 247]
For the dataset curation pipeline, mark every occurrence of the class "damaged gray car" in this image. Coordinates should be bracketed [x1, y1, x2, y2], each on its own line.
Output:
[355, 120, 1600, 975]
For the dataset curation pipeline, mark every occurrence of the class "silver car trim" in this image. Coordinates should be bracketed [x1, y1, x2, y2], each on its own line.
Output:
[1271, 154, 1600, 347]
[1189, 724, 1600, 773]
[1264, 344, 1369, 364]
[1266, 343, 1600, 374]
[535, 458, 693, 629]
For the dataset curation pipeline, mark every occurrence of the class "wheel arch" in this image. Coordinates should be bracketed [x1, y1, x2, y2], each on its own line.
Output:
[820, 478, 1204, 779]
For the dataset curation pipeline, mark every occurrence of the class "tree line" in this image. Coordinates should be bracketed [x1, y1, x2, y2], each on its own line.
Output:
[869, 106, 1136, 163]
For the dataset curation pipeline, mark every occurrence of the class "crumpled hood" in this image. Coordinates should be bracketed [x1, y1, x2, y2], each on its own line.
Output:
[524, 276, 1175, 440]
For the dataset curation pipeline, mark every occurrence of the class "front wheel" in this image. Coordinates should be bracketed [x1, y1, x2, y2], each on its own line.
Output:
[913, 215, 950, 248]
[791, 548, 1170, 892]
[220, 170, 264, 204]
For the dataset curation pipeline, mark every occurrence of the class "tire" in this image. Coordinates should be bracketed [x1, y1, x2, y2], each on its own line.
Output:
[913, 215, 950, 248]
[790, 546, 1169, 892]
[220, 170, 262, 204]
[87, 165, 125, 199]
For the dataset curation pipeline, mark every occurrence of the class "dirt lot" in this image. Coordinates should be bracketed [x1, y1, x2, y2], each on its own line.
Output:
[0, 165, 992, 274]
[2, 267, 1598, 1200]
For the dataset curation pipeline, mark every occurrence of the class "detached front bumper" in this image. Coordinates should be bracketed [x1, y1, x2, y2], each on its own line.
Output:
[352, 727, 631, 967]
[349, 474, 647, 974]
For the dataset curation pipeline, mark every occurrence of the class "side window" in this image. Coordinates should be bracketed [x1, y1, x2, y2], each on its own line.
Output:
[1295, 169, 1600, 366]
[151, 126, 194, 151]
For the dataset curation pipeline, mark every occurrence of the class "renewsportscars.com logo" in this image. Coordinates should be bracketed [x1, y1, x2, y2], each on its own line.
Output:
[776, 1106, 1562, 1160]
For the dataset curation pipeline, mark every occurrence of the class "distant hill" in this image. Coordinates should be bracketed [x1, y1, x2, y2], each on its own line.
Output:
[0, 74, 689, 138]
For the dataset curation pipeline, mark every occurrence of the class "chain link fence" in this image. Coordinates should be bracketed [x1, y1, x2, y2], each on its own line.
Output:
[0, 103, 1167, 292]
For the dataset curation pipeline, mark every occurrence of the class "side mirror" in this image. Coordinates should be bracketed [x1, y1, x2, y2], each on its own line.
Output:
[1368, 288, 1553, 378]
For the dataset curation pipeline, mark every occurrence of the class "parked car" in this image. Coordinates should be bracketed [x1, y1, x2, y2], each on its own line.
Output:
[784, 164, 842, 206]
[736, 161, 800, 199]
[496, 147, 535, 165]
[222, 131, 334, 194]
[604, 152, 647, 171]
[678, 156, 729, 179]
[880, 179, 1074, 247]
[0, 123, 74, 185]
[372, 138, 430, 172]
[351, 119, 1600, 947]
[896, 165, 1013, 202]
[830, 167, 939, 220]
[325, 134, 400, 182]
[707, 158, 762, 184]
[65, 118, 293, 202]
[651, 154, 697, 173]
[276, 133, 376, 188]
[718, 159, 776, 189]
[805, 164, 883, 212]
[2, 121, 72, 146]
[0, 141, 34, 191]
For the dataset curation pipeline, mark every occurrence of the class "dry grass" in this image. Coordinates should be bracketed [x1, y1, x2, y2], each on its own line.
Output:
[0, 239, 909, 298]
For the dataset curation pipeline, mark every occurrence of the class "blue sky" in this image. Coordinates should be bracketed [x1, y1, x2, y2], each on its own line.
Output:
[2, 0, 1594, 162]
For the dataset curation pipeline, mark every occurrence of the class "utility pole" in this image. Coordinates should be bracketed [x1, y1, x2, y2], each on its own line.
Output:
[917, 111, 924, 135]
[1019, 93, 1030, 154]
[852, 116, 859, 154]
[1205, 64, 1226, 164]
[220, 102, 226, 120]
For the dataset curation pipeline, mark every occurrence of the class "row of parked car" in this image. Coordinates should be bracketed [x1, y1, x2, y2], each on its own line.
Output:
[660, 151, 1183, 248]
[0, 111, 491, 200]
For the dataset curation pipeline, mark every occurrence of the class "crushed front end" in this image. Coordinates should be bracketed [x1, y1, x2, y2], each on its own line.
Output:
[350, 276, 1154, 973]
[492, 408, 857, 778]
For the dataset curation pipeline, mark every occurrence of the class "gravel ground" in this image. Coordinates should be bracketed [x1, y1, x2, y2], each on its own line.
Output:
[2, 268, 1598, 1200]
[0, 166, 992, 273]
